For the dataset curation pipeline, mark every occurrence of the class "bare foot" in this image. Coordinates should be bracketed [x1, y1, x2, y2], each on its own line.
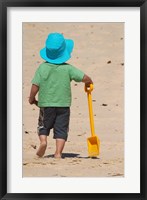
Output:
[54, 139, 65, 159]
[36, 142, 47, 157]
[54, 153, 62, 159]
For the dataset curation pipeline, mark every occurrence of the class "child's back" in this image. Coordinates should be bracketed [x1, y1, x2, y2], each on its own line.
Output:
[32, 62, 84, 107]
[29, 32, 93, 158]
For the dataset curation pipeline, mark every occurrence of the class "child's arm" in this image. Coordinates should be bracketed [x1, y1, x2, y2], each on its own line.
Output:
[82, 74, 93, 87]
[29, 84, 39, 105]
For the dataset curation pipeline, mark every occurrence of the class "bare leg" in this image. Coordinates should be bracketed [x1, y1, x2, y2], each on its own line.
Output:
[36, 135, 47, 157]
[54, 138, 66, 158]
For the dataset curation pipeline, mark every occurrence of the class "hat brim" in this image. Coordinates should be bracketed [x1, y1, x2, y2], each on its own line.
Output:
[40, 39, 74, 64]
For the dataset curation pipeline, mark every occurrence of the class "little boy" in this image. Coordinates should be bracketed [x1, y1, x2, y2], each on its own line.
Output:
[29, 32, 93, 158]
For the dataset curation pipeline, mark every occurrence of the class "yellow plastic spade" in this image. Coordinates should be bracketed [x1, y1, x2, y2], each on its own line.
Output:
[85, 84, 100, 157]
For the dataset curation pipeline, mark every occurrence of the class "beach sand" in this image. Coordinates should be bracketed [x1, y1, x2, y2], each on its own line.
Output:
[23, 22, 124, 177]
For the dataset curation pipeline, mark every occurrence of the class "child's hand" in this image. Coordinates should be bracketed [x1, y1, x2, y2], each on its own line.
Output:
[82, 74, 93, 86]
[29, 84, 39, 106]
[85, 83, 91, 88]
[29, 97, 38, 106]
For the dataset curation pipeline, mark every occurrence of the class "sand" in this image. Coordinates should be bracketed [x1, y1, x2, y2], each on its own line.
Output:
[23, 22, 124, 177]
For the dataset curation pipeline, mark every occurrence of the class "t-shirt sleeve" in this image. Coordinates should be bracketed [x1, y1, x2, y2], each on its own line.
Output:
[69, 65, 84, 82]
[31, 68, 41, 86]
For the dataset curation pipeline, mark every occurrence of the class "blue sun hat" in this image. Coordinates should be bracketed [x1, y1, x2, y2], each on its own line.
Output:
[40, 32, 74, 64]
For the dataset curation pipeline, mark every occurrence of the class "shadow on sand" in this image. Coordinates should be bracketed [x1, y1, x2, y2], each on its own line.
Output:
[44, 153, 100, 159]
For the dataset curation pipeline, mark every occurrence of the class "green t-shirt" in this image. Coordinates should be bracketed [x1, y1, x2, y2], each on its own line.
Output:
[31, 62, 84, 107]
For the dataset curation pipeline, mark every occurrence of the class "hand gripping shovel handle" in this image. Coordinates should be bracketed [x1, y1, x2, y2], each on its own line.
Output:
[85, 84, 95, 137]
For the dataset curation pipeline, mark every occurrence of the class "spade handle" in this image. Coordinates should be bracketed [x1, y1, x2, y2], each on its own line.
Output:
[85, 84, 95, 137]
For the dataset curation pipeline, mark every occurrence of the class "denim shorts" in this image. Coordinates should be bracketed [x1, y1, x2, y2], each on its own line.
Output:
[37, 107, 70, 141]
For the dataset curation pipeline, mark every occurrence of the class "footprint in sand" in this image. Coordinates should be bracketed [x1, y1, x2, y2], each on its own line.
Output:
[23, 162, 29, 166]
[77, 132, 86, 136]
[101, 104, 108, 106]
[70, 159, 81, 165]
[53, 174, 59, 176]
[50, 162, 57, 165]
[41, 163, 47, 165]
[112, 173, 124, 177]
[103, 162, 110, 165]
[31, 144, 37, 149]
